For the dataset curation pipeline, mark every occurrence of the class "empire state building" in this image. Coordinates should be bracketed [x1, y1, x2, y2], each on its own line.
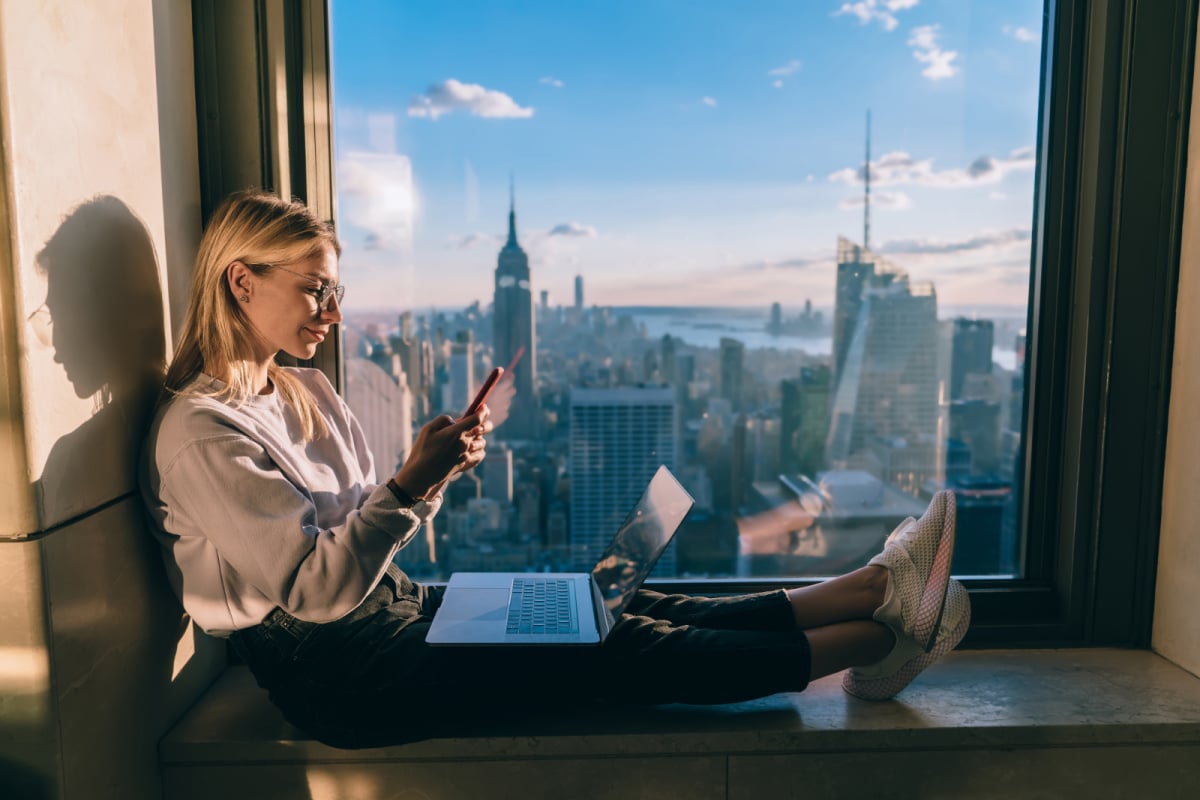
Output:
[493, 191, 538, 439]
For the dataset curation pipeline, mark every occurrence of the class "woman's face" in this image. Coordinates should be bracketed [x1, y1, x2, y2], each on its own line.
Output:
[241, 244, 342, 361]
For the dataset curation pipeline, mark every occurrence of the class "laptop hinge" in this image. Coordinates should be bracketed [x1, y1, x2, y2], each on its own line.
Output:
[589, 576, 615, 639]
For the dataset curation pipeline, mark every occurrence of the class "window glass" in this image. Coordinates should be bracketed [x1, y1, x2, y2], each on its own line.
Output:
[329, 0, 1044, 581]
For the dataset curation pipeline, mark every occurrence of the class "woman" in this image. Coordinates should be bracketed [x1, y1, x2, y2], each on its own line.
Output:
[142, 190, 970, 748]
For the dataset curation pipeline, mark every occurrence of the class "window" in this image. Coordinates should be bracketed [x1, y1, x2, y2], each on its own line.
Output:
[192, 0, 1190, 646]
[328, 0, 1044, 584]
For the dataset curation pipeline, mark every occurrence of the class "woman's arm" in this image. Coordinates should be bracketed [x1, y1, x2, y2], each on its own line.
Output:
[159, 433, 430, 624]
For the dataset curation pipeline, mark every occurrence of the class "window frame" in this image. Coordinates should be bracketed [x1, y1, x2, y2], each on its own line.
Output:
[191, 0, 1195, 648]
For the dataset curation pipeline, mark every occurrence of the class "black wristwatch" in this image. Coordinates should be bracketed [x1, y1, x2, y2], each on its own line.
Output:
[385, 478, 423, 507]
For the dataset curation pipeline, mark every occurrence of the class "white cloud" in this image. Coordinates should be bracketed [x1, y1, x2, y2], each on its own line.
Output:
[733, 254, 830, 272]
[337, 152, 415, 251]
[828, 146, 1034, 188]
[773, 79, 785, 89]
[878, 227, 1031, 256]
[539, 76, 565, 88]
[408, 79, 534, 120]
[840, 190, 912, 210]
[908, 25, 959, 80]
[914, 48, 959, 80]
[701, 96, 718, 108]
[834, 0, 919, 32]
[768, 59, 803, 77]
[907, 24, 939, 50]
[450, 232, 500, 250]
[989, 191, 1007, 200]
[1003, 24, 1039, 43]
[547, 222, 598, 238]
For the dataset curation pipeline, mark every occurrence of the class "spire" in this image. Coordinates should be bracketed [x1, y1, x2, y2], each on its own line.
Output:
[506, 173, 518, 247]
[864, 110, 871, 253]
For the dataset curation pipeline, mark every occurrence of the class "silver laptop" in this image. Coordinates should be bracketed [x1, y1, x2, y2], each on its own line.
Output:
[426, 465, 695, 646]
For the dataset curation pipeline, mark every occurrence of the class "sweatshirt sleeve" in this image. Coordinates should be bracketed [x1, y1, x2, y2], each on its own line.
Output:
[335, 379, 445, 524]
[159, 433, 435, 623]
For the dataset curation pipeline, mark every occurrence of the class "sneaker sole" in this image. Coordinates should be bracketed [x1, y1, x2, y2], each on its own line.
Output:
[842, 580, 971, 701]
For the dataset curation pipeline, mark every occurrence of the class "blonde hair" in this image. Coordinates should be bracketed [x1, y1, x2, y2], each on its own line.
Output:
[164, 190, 342, 440]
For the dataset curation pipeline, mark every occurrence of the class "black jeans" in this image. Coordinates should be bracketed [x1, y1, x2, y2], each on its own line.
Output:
[229, 566, 811, 748]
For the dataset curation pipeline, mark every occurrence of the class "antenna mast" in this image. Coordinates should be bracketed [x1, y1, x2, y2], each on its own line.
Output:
[864, 110, 871, 253]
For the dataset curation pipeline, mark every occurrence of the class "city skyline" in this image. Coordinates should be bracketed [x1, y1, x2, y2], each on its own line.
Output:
[329, 0, 1044, 312]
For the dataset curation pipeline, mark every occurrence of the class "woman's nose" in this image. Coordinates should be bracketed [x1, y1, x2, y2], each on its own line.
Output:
[321, 294, 343, 323]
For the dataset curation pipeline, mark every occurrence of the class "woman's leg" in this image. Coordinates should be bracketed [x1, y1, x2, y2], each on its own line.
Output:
[777, 533, 972, 684]
[625, 564, 888, 635]
[784, 565, 889, 630]
[804, 620, 895, 680]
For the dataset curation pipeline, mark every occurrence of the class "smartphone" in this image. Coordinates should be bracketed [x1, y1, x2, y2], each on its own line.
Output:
[463, 366, 504, 418]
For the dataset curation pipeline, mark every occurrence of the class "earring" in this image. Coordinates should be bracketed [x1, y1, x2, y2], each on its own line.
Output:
[239, 294, 249, 303]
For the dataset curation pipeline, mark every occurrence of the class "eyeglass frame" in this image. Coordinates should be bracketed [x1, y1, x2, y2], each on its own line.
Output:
[244, 262, 345, 312]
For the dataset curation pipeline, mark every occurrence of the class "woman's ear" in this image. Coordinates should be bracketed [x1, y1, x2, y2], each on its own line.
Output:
[227, 261, 252, 301]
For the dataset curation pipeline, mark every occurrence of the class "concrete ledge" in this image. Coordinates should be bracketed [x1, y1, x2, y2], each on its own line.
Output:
[159, 649, 1200, 799]
[162, 648, 1200, 762]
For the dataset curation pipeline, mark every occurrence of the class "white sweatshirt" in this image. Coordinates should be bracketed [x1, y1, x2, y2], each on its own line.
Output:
[140, 368, 440, 636]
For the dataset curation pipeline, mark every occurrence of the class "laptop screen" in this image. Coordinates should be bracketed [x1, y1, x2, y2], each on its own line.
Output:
[590, 465, 695, 619]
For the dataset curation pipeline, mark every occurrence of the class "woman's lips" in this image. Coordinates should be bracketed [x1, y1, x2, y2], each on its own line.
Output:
[303, 327, 326, 343]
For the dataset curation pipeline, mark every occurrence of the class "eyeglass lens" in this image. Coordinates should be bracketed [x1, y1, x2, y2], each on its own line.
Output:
[319, 284, 345, 310]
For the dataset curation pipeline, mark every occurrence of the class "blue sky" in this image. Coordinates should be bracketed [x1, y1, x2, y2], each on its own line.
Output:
[329, 0, 1044, 314]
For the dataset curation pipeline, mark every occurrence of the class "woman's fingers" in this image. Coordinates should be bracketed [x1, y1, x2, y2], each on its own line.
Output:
[405, 409, 488, 481]
[461, 435, 487, 461]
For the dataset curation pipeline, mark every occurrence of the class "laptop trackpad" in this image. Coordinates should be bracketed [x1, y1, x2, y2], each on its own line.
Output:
[438, 587, 509, 621]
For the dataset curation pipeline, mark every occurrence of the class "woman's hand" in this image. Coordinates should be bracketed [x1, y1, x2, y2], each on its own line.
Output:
[391, 405, 492, 500]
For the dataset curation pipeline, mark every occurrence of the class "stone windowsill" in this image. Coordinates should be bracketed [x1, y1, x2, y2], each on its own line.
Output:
[160, 648, 1200, 764]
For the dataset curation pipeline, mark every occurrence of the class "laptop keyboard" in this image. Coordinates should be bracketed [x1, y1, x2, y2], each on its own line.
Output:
[506, 577, 580, 635]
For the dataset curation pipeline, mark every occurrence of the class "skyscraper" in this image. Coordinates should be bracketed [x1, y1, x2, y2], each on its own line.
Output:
[719, 337, 745, 411]
[344, 357, 413, 477]
[660, 334, 677, 387]
[568, 387, 677, 571]
[950, 318, 994, 400]
[574, 274, 584, 310]
[390, 312, 433, 419]
[826, 265, 939, 482]
[482, 442, 514, 504]
[949, 398, 1002, 473]
[833, 237, 906, 388]
[493, 188, 538, 439]
[780, 365, 832, 477]
[833, 242, 874, 383]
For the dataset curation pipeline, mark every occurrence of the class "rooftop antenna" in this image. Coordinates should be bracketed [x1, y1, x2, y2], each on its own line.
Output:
[864, 110, 871, 253]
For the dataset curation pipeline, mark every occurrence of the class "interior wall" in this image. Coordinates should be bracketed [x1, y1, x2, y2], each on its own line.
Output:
[1154, 10, 1200, 679]
[0, 2, 223, 798]
[4, 3, 167, 530]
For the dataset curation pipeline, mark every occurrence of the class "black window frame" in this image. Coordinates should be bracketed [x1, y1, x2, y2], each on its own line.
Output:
[191, 0, 1195, 648]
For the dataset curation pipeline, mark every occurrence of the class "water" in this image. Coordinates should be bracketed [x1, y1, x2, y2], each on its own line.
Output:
[618, 306, 1019, 371]
[620, 307, 832, 354]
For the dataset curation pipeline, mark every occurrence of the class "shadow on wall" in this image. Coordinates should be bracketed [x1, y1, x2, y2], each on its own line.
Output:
[13, 196, 220, 796]
[28, 195, 166, 520]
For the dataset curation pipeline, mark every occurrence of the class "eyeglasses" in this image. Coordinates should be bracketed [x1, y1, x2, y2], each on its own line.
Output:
[250, 263, 345, 312]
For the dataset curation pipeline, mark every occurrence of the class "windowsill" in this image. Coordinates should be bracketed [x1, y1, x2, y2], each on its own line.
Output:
[160, 647, 1200, 764]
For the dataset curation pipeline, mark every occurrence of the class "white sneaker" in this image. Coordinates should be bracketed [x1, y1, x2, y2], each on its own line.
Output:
[843, 578, 971, 700]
